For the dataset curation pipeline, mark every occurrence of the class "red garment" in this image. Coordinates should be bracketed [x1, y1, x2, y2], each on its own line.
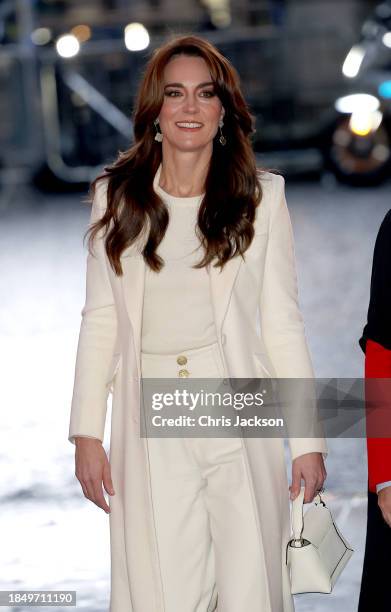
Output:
[365, 338, 391, 492]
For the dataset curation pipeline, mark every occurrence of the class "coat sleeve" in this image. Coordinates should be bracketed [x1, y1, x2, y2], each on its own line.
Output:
[68, 179, 118, 445]
[259, 173, 328, 461]
[365, 338, 391, 493]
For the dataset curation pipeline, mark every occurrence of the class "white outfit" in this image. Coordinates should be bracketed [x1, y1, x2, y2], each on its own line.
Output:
[141, 181, 273, 610]
[68, 165, 328, 612]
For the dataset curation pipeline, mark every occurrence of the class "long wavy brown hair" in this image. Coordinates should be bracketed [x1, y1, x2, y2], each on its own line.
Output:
[85, 33, 271, 276]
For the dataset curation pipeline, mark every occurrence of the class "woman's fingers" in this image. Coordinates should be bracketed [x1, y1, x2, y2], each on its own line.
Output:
[91, 478, 111, 513]
[78, 472, 110, 513]
[75, 438, 111, 513]
[290, 452, 327, 503]
[303, 476, 318, 503]
[78, 479, 89, 501]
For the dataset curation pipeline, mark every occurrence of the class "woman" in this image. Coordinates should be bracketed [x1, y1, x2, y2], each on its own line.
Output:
[68, 34, 327, 612]
[358, 209, 391, 611]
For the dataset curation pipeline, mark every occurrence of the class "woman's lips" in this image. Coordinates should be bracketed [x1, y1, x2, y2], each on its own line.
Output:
[175, 124, 203, 132]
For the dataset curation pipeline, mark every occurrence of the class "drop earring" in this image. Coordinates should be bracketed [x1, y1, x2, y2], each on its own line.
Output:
[218, 117, 226, 146]
[154, 118, 163, 142]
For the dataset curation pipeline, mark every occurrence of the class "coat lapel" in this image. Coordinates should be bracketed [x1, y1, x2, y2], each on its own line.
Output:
[120, 254, 145, 380]
[208, 254, 243, 340]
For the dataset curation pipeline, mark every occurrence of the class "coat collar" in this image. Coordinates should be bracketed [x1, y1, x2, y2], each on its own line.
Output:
[120, 163, 243, 379]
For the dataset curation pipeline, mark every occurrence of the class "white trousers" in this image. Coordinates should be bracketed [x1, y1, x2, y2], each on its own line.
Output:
[141, 342, 269, 612]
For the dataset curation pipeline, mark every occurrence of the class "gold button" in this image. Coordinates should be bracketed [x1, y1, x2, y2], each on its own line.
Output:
[176, 355, 187, 365]
[178, 369, 189, 377]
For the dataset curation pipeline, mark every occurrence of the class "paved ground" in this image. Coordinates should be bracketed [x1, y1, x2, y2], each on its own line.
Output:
[0, 174, 390, 611]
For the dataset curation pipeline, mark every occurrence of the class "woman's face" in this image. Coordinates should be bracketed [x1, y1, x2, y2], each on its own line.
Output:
[157, 54, 225, 152]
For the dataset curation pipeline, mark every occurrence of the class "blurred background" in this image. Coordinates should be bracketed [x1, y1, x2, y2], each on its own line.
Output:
[1, 0, 391, 610]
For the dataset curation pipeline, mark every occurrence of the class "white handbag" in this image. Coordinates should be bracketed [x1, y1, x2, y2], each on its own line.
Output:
[286, 487, 354, 594]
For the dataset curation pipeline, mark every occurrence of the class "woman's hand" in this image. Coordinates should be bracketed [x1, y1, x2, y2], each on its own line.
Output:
[378, 486, 391, 527]
[290, 452, 327, 503]
[74, 437, 115, 513]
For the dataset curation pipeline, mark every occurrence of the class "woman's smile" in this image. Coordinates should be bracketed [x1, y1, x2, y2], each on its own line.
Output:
[175, 121, 204, 131]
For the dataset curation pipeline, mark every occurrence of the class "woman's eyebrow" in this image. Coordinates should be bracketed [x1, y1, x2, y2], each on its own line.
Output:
[163, 81, 215, 89]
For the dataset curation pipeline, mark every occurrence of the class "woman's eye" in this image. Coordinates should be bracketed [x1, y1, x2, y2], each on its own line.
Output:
[165, 90, 180, 97]
[164, 90, 215, 98]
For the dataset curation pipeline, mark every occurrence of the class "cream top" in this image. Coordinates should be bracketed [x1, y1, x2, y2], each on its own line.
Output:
[141, 163, 218, 354]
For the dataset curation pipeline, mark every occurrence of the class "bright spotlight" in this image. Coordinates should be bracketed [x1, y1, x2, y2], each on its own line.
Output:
[350, 109, 383, 136]
[382, 31, 391, 48]
[55, 34, 80, 58]
[342, 45, 365, 78]
[124, 23, 150, 51]
[335, 93, 380, 114]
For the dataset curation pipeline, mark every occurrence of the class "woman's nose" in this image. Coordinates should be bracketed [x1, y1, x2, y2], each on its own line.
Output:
[182, 95, 198, 112]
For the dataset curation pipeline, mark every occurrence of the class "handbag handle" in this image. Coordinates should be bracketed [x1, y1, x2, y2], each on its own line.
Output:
[291, 486, 305, 542]
[291, 486, 326, 543]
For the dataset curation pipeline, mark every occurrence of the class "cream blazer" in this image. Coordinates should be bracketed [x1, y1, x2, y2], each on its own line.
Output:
[68, 167, 327, 612]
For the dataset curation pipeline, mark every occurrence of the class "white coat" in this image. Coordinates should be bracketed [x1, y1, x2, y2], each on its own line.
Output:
[68, 165, 328, 612]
